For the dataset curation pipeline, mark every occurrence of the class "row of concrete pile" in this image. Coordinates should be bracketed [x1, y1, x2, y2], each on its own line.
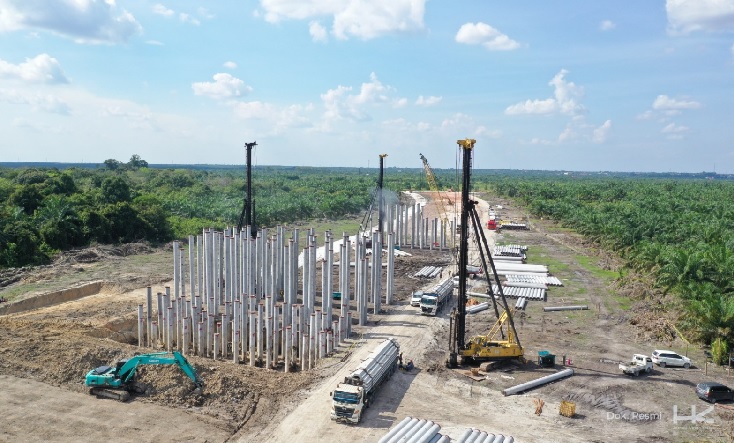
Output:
[135, 199, 459, 371]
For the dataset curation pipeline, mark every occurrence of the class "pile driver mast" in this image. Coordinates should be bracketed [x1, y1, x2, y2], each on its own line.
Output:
[237, 141, 258, 236]
[448, 138, 524, 367]
[449, 138, 475, 367]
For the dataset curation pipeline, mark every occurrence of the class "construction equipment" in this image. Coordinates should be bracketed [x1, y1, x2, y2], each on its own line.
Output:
[448, 138, 524, 367]
[419, 153, 457, 253]
[330, 338, 399, 424]
[236, 141, 258, 237]
[85, 351, 203, 401]
[420, 278, 453, 316]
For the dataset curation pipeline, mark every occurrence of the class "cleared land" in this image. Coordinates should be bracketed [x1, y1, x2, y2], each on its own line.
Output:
[1, 193, 733, 443]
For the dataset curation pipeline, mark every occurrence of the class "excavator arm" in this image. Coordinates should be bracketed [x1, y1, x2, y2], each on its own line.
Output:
[86, 351, 203, 401]
[117, 351, 203, 388]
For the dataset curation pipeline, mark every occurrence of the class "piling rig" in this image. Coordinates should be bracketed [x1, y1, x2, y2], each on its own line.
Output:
[237, 141, 258, 237]
[447, 139, 524, 367]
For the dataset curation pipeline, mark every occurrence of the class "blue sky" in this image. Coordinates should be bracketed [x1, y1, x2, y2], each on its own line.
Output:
[0, 1, 732, 173]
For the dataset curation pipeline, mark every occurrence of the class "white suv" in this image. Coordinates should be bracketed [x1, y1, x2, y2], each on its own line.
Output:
[651, 350, 691, 368]
[410, 291, 423, 307]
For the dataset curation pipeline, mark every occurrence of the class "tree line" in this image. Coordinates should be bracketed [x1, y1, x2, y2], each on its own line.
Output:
[0, 159, 429, 269]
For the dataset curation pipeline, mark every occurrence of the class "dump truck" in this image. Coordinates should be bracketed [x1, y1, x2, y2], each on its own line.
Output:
[619, 354, 653, 376]
[420, 278, 453, 316]
[330, 338, 399, 424]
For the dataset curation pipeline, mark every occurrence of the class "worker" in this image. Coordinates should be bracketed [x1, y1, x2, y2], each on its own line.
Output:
[405, 360, 414, 371]
[398, 352, 404, 369]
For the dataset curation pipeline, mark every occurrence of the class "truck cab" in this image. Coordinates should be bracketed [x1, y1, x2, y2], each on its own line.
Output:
[330, 384, 365, 423]
[420, 294, 438, 315]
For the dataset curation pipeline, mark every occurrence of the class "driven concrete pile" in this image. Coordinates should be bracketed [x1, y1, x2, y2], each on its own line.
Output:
[134, 196, 456, 372]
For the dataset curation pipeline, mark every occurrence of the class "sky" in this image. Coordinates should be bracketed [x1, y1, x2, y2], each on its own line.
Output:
[0, 1, 733, 173]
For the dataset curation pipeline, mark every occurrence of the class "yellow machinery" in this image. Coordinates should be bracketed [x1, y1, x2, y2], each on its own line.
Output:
[460, 308, 524, 364]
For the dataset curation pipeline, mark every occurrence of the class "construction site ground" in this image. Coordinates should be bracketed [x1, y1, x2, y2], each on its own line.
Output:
[1, 192, 733, 443]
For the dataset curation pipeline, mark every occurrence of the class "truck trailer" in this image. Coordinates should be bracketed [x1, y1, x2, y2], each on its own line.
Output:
[420, 278, 453, 316]
[330, 338, 400, 424]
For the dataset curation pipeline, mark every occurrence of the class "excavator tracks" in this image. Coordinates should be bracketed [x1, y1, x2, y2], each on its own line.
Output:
[89, 387, 131, 402]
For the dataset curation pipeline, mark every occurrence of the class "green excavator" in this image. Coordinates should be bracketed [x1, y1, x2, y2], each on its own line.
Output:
[85, 351, 203, 401]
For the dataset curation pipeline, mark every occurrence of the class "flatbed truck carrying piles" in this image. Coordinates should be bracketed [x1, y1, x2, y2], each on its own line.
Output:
[330, 338, 400, 424]
[420, 278, 453, 316]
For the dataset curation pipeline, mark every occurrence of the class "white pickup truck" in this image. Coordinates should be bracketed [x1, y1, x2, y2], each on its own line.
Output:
[619, 354, 653, 376]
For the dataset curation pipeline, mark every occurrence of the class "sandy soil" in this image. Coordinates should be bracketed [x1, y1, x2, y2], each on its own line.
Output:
[1, 192, 733, 443]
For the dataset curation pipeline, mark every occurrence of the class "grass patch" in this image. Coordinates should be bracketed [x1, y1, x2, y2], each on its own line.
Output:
[574, 255, 618, 280]
[526, 249, 570, 275]
[613, 294, 632, 311]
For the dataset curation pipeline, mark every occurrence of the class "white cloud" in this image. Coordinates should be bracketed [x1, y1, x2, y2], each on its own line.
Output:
[0, 54, 69, 84]
[179, 13, 201, 26]
[666, 0, 734, 34]
[600, 20, 616, 31]
[505, 98, 557, 115]
[0, 0, 142, 44]
[652, 94, 702, 110]
[558, 126, 576, 142]
[230, 101, 314, 136]
[393, 97, 408, 108]
[153, 4, 175, 17]
[319, 73, 399, 126]
[154, 4, 202, 25]
[309, 21, 328, 42]
[104, 106, 159, 131]
[0, 88, 71, 114]
[192, 73, 252, 100]
[661, 122, 689, 139]
[505, 69, 584, 116]
[415, 95, 442, 106]
[223, 61, 237, 69]
[259, 0, 426, 40]
[455, 22, 521, 51]
[530, 137, 552, 145]
[231, 101, 275, 119]
[146, 40, 164, 46]
[475, 126, 501, 139]
[662, 122, 689, 133]
[592, 120, 612, 143]
[198, 8, 215, 20]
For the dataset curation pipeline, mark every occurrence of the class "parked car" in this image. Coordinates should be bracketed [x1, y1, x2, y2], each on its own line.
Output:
[696, 382, 734, 403]
[651, 350, 691, 368]
[410, 290, 423, 307]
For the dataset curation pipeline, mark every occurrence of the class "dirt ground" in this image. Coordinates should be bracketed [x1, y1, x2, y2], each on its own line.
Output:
[1, 192, 733, 443]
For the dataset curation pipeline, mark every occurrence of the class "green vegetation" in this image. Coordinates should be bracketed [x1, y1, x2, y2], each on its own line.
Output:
[484, 175, 734, 348]
[0, 159, 427, 269]
[573, 255, 618, 280]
